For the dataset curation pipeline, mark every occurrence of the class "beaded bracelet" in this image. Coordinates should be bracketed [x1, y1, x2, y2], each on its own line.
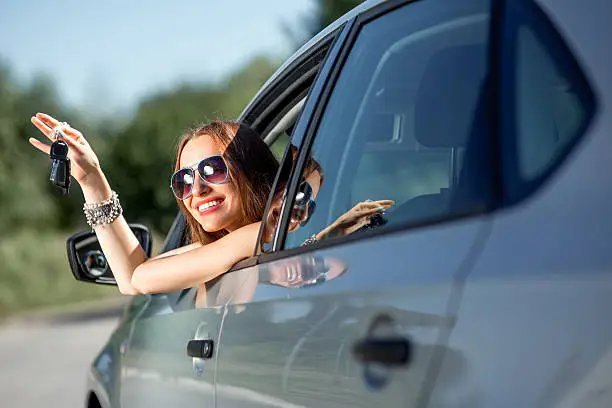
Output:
[301, 234, 318, 247]
[83, 190, 123, 228]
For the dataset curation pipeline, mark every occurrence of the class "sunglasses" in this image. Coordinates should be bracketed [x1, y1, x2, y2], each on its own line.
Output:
[293, 181, 317, 226]
[170, 155, 229, 200]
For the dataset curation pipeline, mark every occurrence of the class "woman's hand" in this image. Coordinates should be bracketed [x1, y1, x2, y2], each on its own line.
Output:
[317, 199, 395, 240]
[29, 113, 103, 187]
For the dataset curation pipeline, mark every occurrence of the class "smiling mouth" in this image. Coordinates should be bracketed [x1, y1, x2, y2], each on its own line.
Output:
[196, 199, 224, 214]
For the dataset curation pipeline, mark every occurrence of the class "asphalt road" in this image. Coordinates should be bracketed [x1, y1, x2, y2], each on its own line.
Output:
[0, 314, 120, 408]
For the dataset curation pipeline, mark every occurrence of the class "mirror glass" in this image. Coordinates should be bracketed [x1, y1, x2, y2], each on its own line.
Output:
[67, 224, 152, 285]
[82, 250, 108, 278]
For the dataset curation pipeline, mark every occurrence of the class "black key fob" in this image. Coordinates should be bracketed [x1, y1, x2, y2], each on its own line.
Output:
[368, 212, 388, 228]
[50, 139, 71, 195]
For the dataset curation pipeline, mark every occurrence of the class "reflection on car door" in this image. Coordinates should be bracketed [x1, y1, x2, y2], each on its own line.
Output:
[214, 220, 488, 407]
[119, 291, 222, 408]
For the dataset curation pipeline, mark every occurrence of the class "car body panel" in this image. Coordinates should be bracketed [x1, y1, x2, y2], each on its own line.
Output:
[430, 0, 612, 406]
[86, 295, 149, 408]
[215, 216, 489, 407]
[117, 292, 223, 408]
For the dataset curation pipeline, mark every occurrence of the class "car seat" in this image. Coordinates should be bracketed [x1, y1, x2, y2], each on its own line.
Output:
[388, 43, 488, 226]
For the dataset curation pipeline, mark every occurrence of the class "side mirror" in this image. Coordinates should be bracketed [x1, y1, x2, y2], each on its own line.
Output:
[66, 224, 152, 285]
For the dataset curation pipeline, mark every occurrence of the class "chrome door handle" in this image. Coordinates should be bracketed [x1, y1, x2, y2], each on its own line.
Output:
[186, 339, 214, 359]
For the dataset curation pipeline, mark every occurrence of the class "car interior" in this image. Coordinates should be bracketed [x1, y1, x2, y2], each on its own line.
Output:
[345, 15, 490, 227]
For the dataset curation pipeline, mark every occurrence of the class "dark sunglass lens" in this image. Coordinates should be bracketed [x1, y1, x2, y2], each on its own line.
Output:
[307, 200, 316, 219]
[301, 200, 316, 227]
[171, 169, 195, 199]
[199, 156, 228, 184]
[295, 181, 313, 207]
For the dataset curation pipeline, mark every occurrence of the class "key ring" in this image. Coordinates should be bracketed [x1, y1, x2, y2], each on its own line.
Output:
[51, 122, 70, 140]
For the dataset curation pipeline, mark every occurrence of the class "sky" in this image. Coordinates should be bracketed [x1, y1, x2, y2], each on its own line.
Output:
[0, 0, 314, 113]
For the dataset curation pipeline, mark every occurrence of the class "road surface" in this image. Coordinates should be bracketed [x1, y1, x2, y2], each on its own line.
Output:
[0, 314, 120, 408]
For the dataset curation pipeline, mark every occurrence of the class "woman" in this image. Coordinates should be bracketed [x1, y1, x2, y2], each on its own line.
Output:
[29, 113, 392, 296]
[30, 113, 276, 295]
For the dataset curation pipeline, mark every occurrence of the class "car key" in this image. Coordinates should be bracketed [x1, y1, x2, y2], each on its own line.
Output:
[49, 139, 71, 195]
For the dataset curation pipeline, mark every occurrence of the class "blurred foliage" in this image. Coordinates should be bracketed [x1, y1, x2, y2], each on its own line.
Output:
[0, 0, 360, 317]
[0, 230, 115, 318]
[0, 229, 165, 319]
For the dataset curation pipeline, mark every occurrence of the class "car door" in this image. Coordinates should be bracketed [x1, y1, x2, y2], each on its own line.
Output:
[214, 0, 496, 406]
[432, 0, 611, 406]
[118, 214, 223, 408]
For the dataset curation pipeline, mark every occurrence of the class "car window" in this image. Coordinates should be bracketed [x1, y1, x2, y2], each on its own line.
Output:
[282, 0, 493, 250]
[269, 132, 290, 160]
[501, 0, 596, 202]
[515, 28, 583, 179]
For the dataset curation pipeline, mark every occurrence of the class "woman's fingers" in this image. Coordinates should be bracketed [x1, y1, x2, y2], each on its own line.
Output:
[62, 126, 85, 144]
[56, 132, 88, 155]
[31, 116, 54, 139]
[35, 112, 62, 130]
[29, 134, 83, 156]
[344, 218, 370, 235]
[356, 200, 394, 212]
[375, 199, 395, 207]
[28, 138, 51, 155]
[32, 114, 87, 148]
[29, 126, 86, 157]
[353, 207, 384, 218]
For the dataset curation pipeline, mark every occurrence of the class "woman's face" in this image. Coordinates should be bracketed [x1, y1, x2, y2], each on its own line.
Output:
[180, 135, 243, 232]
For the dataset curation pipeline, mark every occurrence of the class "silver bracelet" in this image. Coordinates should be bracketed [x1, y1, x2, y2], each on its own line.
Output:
[301, 234, 318, 247]
[83, 190, 123, 228]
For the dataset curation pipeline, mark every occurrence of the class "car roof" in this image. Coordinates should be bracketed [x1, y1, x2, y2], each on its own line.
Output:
[239, 0, 387, 121]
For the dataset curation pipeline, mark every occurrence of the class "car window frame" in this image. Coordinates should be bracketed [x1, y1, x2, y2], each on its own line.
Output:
[499, 0, 598, 205]
[266, 0, 500, 262]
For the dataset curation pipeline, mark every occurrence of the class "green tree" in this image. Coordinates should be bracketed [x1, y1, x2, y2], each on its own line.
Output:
[0, 67, 65, 234]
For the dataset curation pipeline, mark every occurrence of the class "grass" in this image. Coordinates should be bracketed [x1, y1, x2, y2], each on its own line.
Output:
[0, 228, 164, 320]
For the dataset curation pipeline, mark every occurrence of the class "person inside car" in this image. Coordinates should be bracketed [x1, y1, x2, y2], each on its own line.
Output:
[29, 113, 392, 296]
[262, 144, 394, 246]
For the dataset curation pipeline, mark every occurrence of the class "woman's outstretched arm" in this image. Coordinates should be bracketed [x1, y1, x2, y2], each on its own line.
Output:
[30, 113, 151, 295]
[70, 166, 258, 295]
[80, 169, 151, 294]
[131, 222, 260, 294]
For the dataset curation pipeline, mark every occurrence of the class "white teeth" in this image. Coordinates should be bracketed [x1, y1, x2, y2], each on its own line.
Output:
[198, 200, 220, 212]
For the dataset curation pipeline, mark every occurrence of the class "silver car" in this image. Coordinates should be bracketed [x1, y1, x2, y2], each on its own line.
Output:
[69, 0, 612, 406]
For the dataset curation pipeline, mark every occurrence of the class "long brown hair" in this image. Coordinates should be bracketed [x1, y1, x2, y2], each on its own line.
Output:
[174, 121, 279, 245]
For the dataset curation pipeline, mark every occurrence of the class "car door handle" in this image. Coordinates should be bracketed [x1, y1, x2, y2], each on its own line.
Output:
[352, 337, 411, 366]
[186, 339, 214, 359]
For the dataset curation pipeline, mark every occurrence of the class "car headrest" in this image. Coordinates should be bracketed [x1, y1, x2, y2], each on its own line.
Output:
[414, 44, 486, 148]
